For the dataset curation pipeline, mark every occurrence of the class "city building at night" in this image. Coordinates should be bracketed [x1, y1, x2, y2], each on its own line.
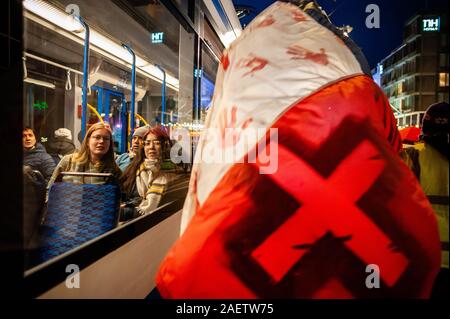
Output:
[378, 11, 448, 128]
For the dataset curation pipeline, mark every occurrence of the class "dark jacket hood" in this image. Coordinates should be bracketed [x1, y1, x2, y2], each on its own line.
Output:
[46, 137, 76, 156]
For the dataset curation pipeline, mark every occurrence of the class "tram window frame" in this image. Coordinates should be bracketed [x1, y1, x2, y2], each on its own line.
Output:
[22, 0, 198, 272]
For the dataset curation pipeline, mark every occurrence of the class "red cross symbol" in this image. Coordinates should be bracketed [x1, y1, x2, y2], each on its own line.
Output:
[251, 139, 409, 287]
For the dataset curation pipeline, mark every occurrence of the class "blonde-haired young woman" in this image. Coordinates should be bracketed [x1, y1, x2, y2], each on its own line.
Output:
[47, 123, 121, 188]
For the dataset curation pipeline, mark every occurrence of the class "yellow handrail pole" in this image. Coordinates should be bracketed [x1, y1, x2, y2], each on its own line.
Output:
[136, 113, 149, 126]
[87, 103, 104, 124]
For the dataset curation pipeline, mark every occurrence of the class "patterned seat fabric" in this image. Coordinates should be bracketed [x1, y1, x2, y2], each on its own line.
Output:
[39, 182, 120, 262]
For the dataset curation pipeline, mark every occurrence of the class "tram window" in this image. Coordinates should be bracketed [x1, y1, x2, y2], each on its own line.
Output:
[200, 46, 219, 121]
[23, 0, 199, 270]
[419, 113, 425, 125]
[411, 114, 417, 126]
[23, 63, 67, 143]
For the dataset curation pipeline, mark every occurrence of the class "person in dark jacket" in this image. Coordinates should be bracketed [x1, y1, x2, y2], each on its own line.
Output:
[401, 102, 449, 299]
[23, 127, 56, 182]
[46, 128, 76, 165]
[23, 165, 46, 249]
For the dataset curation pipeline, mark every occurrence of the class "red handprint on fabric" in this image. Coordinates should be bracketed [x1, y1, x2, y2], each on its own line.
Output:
[287, 45, 329, 65]
[221, 52, 230, 71]
[218, 105, 253, 149]
[290, 9, 308, 22]
[237, 54, 269, 77]
[285, 5, 308, 22]
[189, 167, 200, 209]
[256, 14, 275, 28]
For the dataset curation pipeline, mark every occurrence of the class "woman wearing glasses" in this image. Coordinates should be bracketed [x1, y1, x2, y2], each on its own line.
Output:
[47, 122, 122, 188]
[119, 126, 182, 222]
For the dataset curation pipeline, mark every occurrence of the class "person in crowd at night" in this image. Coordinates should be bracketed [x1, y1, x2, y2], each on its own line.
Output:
[23, 127, 56, 183]
[47, 122, 121, 189]
[45, 127, 76, 165]
[116, 125, 150, 172]
[401, 102, 449, 299]
[119, 126, 182, 222]
[155, 1, 440, 298]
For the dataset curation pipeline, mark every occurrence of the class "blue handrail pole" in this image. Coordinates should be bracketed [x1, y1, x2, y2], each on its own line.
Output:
[122, 44, 136, 134]
[78, 16, 90, 139]
[155, 65, 166, 125]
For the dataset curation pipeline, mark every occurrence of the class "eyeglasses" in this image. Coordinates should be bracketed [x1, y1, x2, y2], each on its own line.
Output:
[91, 135, 111, 142]
[143, 139, 161, 147]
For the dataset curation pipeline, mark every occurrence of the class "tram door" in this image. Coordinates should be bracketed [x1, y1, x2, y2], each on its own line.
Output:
[90, 86, 128, 154]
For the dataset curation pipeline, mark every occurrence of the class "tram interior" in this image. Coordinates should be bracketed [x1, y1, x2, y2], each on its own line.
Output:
[22, 0, 220, 277]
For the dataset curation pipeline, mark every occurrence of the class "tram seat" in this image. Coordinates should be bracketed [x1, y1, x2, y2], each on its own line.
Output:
[39, 172, 120, 262]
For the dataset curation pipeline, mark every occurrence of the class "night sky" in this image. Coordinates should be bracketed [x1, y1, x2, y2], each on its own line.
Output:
[232, 0, 448, 69]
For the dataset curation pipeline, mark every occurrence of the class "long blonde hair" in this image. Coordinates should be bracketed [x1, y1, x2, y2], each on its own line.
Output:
[73, 123, 117, 170]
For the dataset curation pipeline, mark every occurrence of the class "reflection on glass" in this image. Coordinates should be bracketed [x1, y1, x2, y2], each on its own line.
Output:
[22, 0, 196, 270]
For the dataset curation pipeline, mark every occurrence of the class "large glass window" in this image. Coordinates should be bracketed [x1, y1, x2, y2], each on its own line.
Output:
[22, 0, 196, 269]
[439, 72, 449, 87]
[398, 81, 403, 95]
[200, 45, 219, 123]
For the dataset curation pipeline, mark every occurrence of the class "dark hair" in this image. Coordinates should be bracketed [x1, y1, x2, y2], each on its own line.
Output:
[119, 126, 171, 196]
[23, 126, 37, 137]
[421, 102, 449, 137]
[23, 127, 39, 148]
[421, 102, 449, 159]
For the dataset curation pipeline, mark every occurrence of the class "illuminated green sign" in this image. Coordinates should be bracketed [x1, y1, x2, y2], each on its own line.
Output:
[33, 100, 48, 110]
[151, 32, 164, 44]
[422, 17, 440, 32]
[194, 68, 203, 78]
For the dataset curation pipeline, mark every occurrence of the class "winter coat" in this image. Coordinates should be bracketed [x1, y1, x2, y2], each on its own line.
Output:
[116, 152, 135, 172]
[23, 165, 46, 250]
[23, 143, 56, 182]
[401, 142, 449, 269]
[120, 159, 182, 221]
